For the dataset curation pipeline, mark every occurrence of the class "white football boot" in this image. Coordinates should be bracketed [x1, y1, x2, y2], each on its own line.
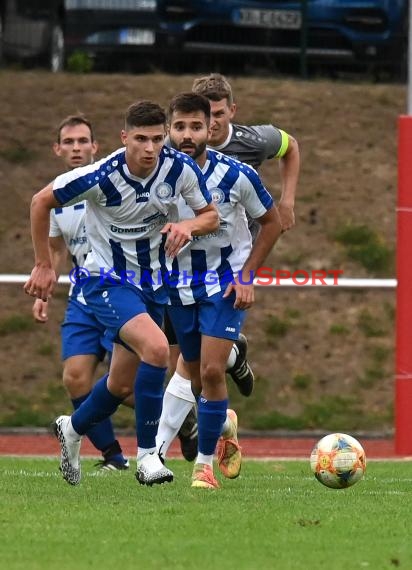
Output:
[136, 452, 173, 486]
[53, 415, 82, 486]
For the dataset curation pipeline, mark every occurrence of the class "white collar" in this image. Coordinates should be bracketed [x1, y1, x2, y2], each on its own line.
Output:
[212, 123, 233, 150]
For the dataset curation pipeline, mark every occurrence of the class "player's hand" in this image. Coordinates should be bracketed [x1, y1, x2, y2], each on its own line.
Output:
[24, 265, 56, 301]
[32, 298, 49, 323]
[161, 222, 192, 258]
[277, 202, 295, 232]
[223, 276, 254, 310]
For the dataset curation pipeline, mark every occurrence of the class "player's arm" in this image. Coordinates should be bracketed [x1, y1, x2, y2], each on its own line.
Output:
[32, 235, 68, 323]
[243, 206, 282, 277]
[161, 203, 218, 258]
[225, 206, 282, 309]
[277, 131, 300, 232]
[26, 163, 95, 300]
[24, 183, 61, 301]
[161, 162, 219, 257]
[178, 202, 219, 237]
[49, 236, 69, 280]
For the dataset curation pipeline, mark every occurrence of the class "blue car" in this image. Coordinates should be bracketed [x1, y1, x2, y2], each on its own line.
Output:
[159, 0, 407, 72]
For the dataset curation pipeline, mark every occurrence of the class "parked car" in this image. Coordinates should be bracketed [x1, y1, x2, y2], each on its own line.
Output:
[0, 0, 167, 72]
[159, 0, 407, 75]
[0, 0, 407, 76]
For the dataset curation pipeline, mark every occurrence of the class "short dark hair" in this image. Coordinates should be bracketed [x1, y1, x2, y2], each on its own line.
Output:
[56, 114, 95, 143]
[168, 92, 211, 122]
[192, 73, 234, 106]
[125, 100, 167, 130]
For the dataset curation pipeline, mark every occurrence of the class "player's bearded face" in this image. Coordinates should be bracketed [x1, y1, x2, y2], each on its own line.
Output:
[169, 112, 209, 160]
[177, 139, 207, 160]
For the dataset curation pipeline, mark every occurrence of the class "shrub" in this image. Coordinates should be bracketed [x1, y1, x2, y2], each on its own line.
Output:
[0, 315, 34, 336]
[264, 315, 289, 337]
[293, 373, 313, 390]
[334, 223, 393, 274]
[359, 366, 385, 388]
[357, 309, 386, 337]
[0, 143, 34, 163]
[37, 342, 55, 356]
[67, 50, 94, 73]
[329, 323, 349, 335]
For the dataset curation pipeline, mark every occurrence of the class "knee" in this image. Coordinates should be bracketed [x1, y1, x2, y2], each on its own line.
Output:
[62, 366, 91, 397]
[201, 361, 225, 389]
[106, 373, 135, 400]
[143, 339, 169, 368]
[113, 385, 134, 400]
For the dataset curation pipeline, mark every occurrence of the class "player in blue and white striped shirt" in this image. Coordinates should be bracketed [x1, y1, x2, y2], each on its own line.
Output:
[25, 100, 219, 487]
[192, 72, 300, 397]
[165, 149, 273, 306]
[31, 115, 129, 471]
[157, 92, 282, 489]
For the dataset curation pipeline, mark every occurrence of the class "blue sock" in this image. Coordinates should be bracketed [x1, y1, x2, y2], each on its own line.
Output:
[72, 392, 121, 459]
[198, 397, 228, 455]
[71, 375, 124, 436]
[134, 362, 166, 449]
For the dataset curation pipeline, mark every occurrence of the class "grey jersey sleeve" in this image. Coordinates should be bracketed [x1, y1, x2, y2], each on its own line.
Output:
[249, 124, 283, 160]
[223, 124, 286, 169]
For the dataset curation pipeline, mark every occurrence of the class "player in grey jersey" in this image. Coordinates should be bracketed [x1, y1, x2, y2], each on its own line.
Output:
[192, 72, 300, 237]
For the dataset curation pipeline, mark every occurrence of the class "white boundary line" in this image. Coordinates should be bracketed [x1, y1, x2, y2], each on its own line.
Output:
[1, 454, 411, 462]
[0, 274, 397, 288]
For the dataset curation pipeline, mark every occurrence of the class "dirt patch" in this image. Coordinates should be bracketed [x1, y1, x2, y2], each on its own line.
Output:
[0, 70, 403, 431]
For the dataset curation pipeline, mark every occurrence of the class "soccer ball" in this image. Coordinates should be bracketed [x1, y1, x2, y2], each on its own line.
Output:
[310, 433, 366, 489]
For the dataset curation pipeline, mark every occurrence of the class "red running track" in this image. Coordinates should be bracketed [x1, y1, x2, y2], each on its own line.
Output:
[0, 433, 406, 459]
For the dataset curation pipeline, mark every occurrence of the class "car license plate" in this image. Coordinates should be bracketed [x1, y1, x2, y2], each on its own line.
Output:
[119, 29, 155, 45]
[66, 0, 156, 10]
[238, 9, 301, 30]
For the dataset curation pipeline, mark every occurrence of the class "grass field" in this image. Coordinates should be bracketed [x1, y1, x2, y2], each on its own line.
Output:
[1, 457, 411, 569]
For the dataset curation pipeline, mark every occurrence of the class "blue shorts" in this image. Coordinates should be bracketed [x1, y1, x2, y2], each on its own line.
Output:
[81, 277, 166, 344]
[61, 298, 112, 361]
[167, 290, 245, 362]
